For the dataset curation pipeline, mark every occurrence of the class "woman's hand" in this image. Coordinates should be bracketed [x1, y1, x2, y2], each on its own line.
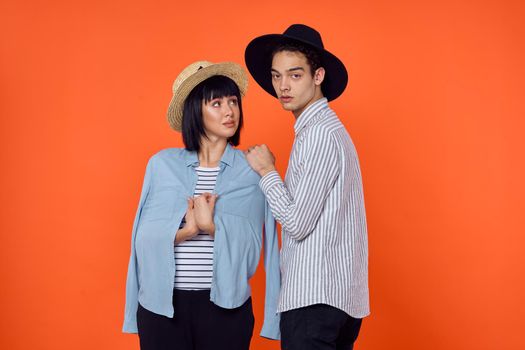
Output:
[193, 192, 218, 236]
[175, 198, 199, 244]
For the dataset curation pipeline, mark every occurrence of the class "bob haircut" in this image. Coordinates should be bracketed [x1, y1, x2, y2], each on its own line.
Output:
[181, 75, 243, 153]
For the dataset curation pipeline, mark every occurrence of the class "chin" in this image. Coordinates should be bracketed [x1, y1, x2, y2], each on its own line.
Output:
[222, 131, 237, 139]
[281, 103, 295, 111]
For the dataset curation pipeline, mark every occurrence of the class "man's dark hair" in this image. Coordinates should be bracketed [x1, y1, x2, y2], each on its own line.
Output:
[271, 41, 323, 76]
[181, 75, 243, 153]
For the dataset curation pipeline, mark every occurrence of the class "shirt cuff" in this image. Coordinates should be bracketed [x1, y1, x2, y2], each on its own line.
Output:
[259, 170, 282, 195]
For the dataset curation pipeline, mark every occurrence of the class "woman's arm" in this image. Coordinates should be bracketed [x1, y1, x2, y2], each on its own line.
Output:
[260, 199, 281, 340]
[174, 198, 200, 244]
[192, 193, 218, 237]
[123, 158, 153, 333]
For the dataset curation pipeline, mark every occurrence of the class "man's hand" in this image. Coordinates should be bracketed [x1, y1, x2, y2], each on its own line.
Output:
[244, 144, 276, 177]
[193, 192, 218, 236]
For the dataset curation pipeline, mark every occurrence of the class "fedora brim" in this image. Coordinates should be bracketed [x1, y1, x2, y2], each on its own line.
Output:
[167, 62, 248, 131]
[244, 34, 348, 101]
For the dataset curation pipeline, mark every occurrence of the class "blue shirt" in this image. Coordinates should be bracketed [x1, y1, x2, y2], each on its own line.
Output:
[123, 144, 281, 339]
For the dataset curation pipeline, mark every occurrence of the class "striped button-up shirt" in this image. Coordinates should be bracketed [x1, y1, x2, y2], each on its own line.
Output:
[260, 98, 370, 318]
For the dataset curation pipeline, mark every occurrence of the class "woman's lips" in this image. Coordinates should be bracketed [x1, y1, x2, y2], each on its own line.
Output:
[223, 121, 236, 128]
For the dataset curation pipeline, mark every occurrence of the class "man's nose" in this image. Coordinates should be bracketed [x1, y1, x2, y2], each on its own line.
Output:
[280, 76, 290, 92]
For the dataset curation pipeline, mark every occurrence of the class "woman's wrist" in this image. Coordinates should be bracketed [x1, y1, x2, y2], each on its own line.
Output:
[175, 225, 198, 244]
[198, 221, 215, 236]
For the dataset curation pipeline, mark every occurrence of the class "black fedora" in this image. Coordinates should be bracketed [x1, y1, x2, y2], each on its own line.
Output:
[244, 24, 348, 101]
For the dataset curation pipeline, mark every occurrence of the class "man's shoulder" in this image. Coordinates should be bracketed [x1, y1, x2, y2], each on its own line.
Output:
[306, 108, 346, 138]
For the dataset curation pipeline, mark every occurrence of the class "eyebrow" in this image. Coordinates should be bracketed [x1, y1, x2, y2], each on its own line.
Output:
[209, 95, 237, 101]
[271, 67, 305, 73]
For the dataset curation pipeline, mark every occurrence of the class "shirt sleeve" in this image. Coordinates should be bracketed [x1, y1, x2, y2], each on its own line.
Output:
[260, 132, 339, 241]
[122, 158, 153, 333]
[259, 200, 281, 340]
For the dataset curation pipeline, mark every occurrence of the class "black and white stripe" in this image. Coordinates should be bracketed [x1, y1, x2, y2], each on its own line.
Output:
[260, 98, 370, 318]
[174, 166, 220, 290]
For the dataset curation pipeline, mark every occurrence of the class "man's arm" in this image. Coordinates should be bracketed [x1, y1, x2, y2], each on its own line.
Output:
[246, 133, 339, 240]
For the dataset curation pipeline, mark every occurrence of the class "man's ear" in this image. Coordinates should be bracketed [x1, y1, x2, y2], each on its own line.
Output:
[314, 67, 325, 86]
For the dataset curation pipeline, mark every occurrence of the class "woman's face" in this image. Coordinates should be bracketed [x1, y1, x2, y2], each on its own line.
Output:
[201, 95, 240, 141]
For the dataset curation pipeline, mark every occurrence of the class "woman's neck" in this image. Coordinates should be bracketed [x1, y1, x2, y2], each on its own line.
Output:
[198, 138, 227, 168]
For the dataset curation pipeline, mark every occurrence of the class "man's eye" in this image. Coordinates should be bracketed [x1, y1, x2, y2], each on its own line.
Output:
[292, 74, 301, 79]
[272, 74, 280, 79]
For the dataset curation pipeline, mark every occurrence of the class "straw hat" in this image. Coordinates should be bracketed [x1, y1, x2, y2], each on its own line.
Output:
[167, 61, 248, 131]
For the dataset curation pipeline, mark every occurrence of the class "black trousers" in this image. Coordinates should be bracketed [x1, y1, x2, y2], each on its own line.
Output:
[280, 304, 362, 350]
[137, 289, 254, 350]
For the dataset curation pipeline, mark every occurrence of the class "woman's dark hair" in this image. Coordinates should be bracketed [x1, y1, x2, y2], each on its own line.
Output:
[181, 75, 243, 152]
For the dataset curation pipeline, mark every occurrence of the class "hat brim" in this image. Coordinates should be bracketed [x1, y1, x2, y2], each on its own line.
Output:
[167, 62, 248, 131]
[245, 34, 348, 101]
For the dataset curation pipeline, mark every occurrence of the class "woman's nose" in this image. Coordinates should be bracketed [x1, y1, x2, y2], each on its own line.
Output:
[224, 104, 233, 116]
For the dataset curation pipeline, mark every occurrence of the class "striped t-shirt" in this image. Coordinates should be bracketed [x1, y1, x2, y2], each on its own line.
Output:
[174, 166, 220, 290]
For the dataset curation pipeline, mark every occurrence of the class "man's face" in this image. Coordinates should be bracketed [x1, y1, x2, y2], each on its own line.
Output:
[271, 50, 324, 117]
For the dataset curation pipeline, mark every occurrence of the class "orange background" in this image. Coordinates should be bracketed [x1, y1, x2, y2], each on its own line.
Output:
[1, 0, 524, 349]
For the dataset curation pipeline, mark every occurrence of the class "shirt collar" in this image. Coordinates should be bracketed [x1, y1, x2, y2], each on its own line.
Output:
[293, 97, 329, 135]
[184, 143, 235, 167]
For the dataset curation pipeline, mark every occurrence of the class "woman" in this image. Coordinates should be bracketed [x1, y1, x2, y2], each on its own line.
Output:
[122, 61, 280, 349]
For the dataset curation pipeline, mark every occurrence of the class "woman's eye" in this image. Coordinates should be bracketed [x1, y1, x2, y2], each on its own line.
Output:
[212, 101, 220, 107]
[229, 99, 238, 105]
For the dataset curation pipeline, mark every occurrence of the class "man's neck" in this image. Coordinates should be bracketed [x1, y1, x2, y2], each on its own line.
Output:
[293, 94, 325, 119]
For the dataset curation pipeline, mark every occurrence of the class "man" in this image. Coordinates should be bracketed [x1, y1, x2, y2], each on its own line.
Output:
[244, 24, 370, 349]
